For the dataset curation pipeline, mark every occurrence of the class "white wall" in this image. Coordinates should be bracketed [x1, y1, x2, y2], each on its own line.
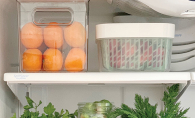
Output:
[180, 85, 195, 117]
[0, 0, 19, 117]
[88, 0, 115, 71]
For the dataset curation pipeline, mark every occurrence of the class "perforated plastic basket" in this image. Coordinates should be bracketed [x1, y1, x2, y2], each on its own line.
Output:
[96, 23, 175, 71]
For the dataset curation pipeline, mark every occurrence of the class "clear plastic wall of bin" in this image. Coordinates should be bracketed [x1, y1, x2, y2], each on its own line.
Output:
[18, 0, 89, 72]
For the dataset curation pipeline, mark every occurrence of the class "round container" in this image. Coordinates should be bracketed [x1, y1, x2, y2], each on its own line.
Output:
[78, 102, 113, 118]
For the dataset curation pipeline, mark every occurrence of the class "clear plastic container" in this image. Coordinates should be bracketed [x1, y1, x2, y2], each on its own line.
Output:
[78, 102, 113, 118]
[18, 0, 88, 72]
[96, 23, 175, 72]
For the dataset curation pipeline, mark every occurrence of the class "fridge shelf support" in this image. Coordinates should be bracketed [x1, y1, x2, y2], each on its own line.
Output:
[7, 83, 30, 106]
[176, 80, 191, 102]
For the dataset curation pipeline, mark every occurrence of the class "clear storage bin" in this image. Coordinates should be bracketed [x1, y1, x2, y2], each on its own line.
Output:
[18, 0, 88, 72]
[96, 23, 175, 72]
[78, 102, 113, 118]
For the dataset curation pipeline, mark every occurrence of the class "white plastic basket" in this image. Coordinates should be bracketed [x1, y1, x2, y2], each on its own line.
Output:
[96, 23, 175, 71]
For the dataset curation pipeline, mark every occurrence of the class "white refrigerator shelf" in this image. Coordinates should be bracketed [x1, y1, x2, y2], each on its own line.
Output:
[4, 72, 192, 106]
[4, 72, 191, 84]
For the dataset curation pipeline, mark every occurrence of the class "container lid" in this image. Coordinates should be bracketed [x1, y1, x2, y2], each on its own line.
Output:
[96, 23, 175, 39]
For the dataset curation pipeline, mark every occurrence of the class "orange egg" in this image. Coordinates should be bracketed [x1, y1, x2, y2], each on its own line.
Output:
[43, 48, 63, 71]
[64, 22, 86, 48]
[44, 22, 64, 48]
[21, 22, 43, 49]
[65, 48, 86, 72]
[22, 49, 42, 72]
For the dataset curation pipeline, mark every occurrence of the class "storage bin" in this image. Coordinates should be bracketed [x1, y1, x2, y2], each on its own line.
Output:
[96, 23, 175, 72]
[78, 102, 113, 118]
[18, 0, 88, 72]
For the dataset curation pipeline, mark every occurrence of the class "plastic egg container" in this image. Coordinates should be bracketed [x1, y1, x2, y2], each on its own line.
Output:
[96, 23, 175, 71]
[18, 1, 88, 72]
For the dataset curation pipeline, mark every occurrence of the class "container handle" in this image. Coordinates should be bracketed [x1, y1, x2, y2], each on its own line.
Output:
[31, 7, 74, 26]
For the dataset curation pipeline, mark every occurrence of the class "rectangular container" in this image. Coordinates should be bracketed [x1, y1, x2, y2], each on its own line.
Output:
[18, 0, 88, 72]
[96, 23, 175, 72]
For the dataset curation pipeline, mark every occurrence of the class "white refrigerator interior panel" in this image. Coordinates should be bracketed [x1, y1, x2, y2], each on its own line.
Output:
[0, 0, 19, 117]
[88, 0, 115, 71]
[26, 85, 122, 114]
[179, 86, 195, 117]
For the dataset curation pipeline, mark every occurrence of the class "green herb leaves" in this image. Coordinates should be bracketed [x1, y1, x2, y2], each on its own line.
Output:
[114, 95, 157, 118]
[159, 84, 190, 118]
[13, 97, 75, 118]
[44, 103, 56, 115]
[114, 84, 189, 118]
[26, 97, 34, 108]
[11, 113, 16, 118]
[134, 94, 158, 118]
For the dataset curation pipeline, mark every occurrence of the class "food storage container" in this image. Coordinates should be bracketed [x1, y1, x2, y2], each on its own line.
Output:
[78, 102, 114, 118]
[96, 23, 175, 72]
[18, 0, 88, 72]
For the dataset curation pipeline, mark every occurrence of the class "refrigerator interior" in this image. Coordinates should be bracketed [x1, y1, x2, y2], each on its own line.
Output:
[0, 0, 195, 117]
[0, 0, 19, 117]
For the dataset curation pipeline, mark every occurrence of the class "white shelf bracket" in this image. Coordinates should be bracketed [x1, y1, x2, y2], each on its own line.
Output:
[7, 82, 29, 106]
[176, 80, 191, 102]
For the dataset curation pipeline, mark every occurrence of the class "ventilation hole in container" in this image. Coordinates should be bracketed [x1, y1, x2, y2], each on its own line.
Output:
[113, 56, 116, 61]
[130, 63, 134, 68]
[144, 41, 147, 50]
[140, 39, 143, 45]
[112, 47, 117, 55]
[153, 62, 156, 68]
[135, 64, 138, 69]
[126, 62, 129, 68]
[140, 45, 143, 54]
[153, 56, 156, 61]
[135, 52, 138, 56]
[153, 51, 156, 56]
[116, 61, 120, 68]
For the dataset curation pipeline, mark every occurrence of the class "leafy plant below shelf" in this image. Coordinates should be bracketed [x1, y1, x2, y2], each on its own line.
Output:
[113, 84, 189, 118]
[11, 113, 16, 118]
[11, 84, 190, 118]
[12, 96, 76, 118]
[159, 84, 190, 118]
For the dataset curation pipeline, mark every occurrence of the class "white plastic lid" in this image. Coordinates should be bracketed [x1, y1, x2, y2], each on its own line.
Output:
[96, 23, 175, 39]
